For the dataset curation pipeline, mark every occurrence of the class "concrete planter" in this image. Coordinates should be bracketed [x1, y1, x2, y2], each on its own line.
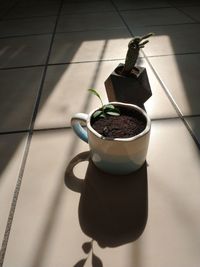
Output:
[104, 63, 152, 107]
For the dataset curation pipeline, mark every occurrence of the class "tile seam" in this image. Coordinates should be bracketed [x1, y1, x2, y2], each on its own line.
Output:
[2, 51, 200, 71]
[0, 22, 199, 40]
[170, 4, 199, 23]
[0, 133, 31, 267]
[0, 0, 65, 265]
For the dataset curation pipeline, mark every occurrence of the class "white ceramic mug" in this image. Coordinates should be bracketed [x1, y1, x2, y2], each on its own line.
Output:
[71, 102, 151, 175]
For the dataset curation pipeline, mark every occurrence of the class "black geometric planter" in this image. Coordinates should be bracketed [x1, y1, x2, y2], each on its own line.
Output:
[104, 63, 152, 108]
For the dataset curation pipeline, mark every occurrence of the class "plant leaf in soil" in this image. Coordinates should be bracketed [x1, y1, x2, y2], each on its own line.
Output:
[88, 89, 120, 119]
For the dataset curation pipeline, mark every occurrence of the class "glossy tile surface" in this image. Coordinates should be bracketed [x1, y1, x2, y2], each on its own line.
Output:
[34, 62, 111, 129]
[149, 54, 200, 116]
[0, 67, 43, 132]
[0, 133, 27, 245]
[113, 0, 171, 10]
[3, 120, 200, 267]
[61, 1, 115, 14]
[0, 35, 51, 68]
[56, 12, 125, 32]
[49, 29, 131, 63]
[3, 3, 60, 19]
[179, 6, 200, 21]
[3, 129, 89, 267]
[0, 16, 56, 37]
[121, 8, 193, 30]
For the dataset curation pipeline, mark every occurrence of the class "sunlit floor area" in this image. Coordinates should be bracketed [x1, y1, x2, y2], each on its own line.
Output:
[0, 0, 200, 266]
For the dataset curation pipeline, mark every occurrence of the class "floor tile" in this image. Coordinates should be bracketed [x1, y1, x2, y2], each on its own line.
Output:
[3, 129, 89, 267]
[132, 24, 200, 56]
[16, 0, 61, 7]
[168, 0, 200, 7]
[0, 16, 56, 38]
[0, 34, 51, 68]
[149, 54, 200, 116]
[0, 0, 17, 17]
[113, 0, 171, 10]
[94, 119, 200, 267]
[0, 133, 27, 245]
[34, 62, 111, 129]
[140, 58, 177, 119]
[56, 12, 125, 33]
[3, 2, 60, 19]
[0, 67, 44, 132]
[121, 8, 194, 30]
[61, 1, 115, 15]
[49, 29, 131, 64]
[3, 120, 200, 267]
[185, 116, 200, 145]
[179, 6, 200, 22]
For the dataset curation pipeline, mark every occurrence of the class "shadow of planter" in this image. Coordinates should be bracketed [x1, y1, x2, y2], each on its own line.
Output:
[65, 151, 148, 248]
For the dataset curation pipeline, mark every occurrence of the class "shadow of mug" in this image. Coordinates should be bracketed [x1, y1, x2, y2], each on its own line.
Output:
[65, 151, 148, 248]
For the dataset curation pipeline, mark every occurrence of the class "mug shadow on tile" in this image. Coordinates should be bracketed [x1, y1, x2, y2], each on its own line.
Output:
[65, 151, 148, 248]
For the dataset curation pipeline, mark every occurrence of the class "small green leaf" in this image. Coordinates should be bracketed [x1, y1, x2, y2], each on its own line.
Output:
[99, 113, 106, 118]
[93, 110, 103, 119]
[106, 111, 120, 116]
[88, 89, 103, 106]
[103, 105, 120, 113]
[103, 104, 115, 110]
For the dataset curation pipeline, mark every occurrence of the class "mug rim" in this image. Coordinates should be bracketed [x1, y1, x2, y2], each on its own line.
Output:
[86, 102, 151, 142]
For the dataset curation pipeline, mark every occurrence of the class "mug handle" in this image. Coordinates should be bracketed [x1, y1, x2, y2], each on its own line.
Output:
[71, 113, 89, 143]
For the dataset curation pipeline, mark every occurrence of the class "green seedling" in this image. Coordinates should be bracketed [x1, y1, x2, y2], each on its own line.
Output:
[88, 89, 120, 119]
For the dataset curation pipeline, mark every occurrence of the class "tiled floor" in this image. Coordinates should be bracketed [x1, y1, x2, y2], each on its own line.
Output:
[0, 0, 200, 267]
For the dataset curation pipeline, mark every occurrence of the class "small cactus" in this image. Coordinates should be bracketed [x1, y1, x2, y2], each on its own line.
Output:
[122, 33, 154, 76]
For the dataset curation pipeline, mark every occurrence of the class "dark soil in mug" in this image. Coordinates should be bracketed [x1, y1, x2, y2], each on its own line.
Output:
[91, 107, 146, 138]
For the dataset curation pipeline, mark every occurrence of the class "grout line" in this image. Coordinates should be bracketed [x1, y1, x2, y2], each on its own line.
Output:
[0, 114, 200, 136]
[170, 4, 199, 23]
[2, 50, 200, 71]
[182, 119, 200, 150]
[0, 0, 18, 19]
[0, 22, 199, 40]
[0, 115, 200, 136]
[0, 32, 53, 40]
[119, 6, 174, 12]
[0, 58, 127, 71]
[0, 134, 31, 267]
[110, 0, 140, 37]
[1, 14, 58, 21]
[110, 0, 200, 149]
[146, 52, 200, 58]
[0, 0, 65, 265]
[0, 129, 29, 135]
[0, 14, 56, 22]
[15, 5, 64, 133]
[142, 52, 200, 150]
[0, 64, 45, 70]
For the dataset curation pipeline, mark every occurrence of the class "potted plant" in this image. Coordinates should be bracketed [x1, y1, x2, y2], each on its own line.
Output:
[71, 89, 151, 175]
[104, 33, 154, 108]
